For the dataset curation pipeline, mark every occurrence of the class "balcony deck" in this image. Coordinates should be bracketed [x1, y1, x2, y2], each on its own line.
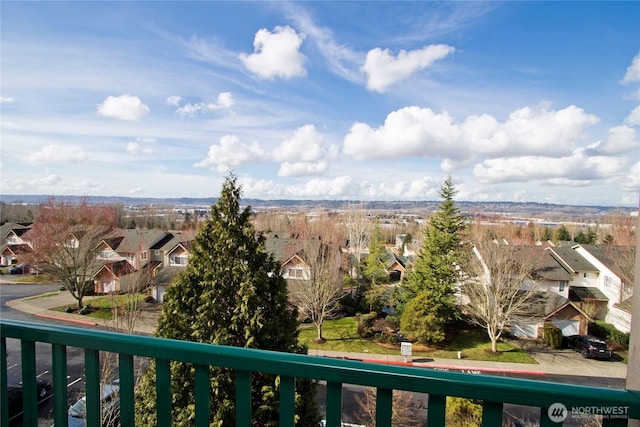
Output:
[2, 319, 639, 427]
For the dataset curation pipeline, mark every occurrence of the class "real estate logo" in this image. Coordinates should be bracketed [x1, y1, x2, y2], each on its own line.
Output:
[548, 403, 568, 423]
[548, 402, 629, 423]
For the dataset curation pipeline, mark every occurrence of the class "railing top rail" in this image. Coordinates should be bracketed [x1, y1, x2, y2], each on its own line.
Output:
[2, 319, 639, 418]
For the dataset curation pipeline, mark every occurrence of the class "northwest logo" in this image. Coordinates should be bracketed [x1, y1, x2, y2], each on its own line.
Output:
[548, 403, 568, 423]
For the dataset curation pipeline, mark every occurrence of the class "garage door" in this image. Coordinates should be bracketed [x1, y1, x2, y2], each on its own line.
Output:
[552, 319, 579, 336]
[511, 321, 538, 338]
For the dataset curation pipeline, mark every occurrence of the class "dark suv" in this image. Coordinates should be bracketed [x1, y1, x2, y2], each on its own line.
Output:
[572, 335, 612, 360]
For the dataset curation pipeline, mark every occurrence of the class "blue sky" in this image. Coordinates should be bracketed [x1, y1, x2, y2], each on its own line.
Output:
[1, 1, 639, 206]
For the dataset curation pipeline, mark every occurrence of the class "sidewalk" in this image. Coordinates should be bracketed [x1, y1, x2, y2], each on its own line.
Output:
[5, 290, 629, 379]
[5, 290, 159, 335]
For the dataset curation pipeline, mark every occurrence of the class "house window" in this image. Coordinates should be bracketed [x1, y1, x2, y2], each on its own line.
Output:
[559, 281, 567, 292]
[170, 255, 188, 266]
[604, 276, 614, 288]
[154, 250, 161, 257]
[98, 250, 112, 259]
[287, 268, 303, 279]
[140, 251, 148, 261]
[583, 272, 589, 278]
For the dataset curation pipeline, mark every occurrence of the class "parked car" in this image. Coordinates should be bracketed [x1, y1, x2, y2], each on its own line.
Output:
[8, 262, 29, 274]
[572, 335, 612, 360]
[55, 382, 120, 427]
[7, 379, 52, 421]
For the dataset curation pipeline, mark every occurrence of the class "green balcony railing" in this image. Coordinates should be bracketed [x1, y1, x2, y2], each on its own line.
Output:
[2, 319, 639, 427]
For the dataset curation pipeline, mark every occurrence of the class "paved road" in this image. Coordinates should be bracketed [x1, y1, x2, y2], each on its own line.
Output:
[2, 282, 97, 426]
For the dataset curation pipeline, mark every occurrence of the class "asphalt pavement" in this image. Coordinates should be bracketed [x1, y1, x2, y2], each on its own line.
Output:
[2, 280, 630, 380]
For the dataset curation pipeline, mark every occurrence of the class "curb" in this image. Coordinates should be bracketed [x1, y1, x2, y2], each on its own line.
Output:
[321, 352, 546, 377]
[358, 358, 546, 376]
[35, 313, 99, 326]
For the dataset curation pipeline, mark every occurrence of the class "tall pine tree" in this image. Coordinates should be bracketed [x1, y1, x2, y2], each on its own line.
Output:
[135, 174, 319, 426]
[399, 176, 466, 343]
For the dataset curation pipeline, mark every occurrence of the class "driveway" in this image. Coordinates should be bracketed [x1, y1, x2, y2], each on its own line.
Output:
[513, 339, 628, 379]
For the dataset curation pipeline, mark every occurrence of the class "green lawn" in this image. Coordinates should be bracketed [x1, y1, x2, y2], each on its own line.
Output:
[54, 294, 147, 320]
[9, 274, 54, 283]
[299, 317, 537, 364]
[25, 291, 60, 300]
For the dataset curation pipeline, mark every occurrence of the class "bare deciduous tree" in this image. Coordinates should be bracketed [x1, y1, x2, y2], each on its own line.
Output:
[354, 387, 426, 427]
[345, 203, 372, 278]
[288, 215, 345, 342]
[26, 197, 119, 308]
[460, 225, 547, 352]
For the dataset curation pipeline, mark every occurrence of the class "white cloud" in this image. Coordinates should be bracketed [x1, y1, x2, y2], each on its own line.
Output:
[272, 124, 336, 177]
[240, 176, 354, 199]
[626, 105, 640, 125]
[362, 44, 455, 92]
[473, 149, 628, 185]
[591, 125, 638, 155]
[176, 92, 234, 117]
[216, 92, 234, 109]
[25, 144, 88, 164]
[283, 4, 363, 83]
[166, 95, 182, 107]
[343, 104, 598, 163]
[97, 95, 150, 121]
[30, 174, 62, 186]
[622, 161, 640, 193]
[126, 142, 153, 155]
[1, 97, 15, 103]
[126, 137, 155, 155]
[487, 105, 598, 156]
[343, 107, 461, 160]
[194, 135, 264, 172]
[623, 52, 640, 83]
[239, 26, 306, 79]
[285, 176, 353, 198]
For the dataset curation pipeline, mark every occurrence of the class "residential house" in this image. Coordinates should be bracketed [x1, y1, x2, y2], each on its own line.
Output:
[264, 232, 348, 283]
[94, 260, 139, 293]
[465, 244, 591, 339]
[96, 229, 167, 269]
[148, 231, 194, 302]
[93, 229, 186, 296]
[571, 244, 634, 333]
[0, 222, 32, 266]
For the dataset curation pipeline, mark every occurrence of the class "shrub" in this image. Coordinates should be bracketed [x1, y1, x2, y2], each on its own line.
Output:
[357, 311, 378, 338]
[339, 292, 368, 316]
[543, 323, 562, 349]
[446, 397, 482, 427]
[400, 291, 447, 344]
[589, 321, 629, 348]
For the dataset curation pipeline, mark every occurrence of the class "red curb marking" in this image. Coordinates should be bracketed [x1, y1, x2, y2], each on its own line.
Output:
[359, 358, 546, 376]
[36, 313, 98, 326]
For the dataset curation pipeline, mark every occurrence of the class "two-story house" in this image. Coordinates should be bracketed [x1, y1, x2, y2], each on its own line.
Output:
[148, 231, 194, 302]
[93, 229, 184, 296]
[0, 222, 32, 267]
[571, 244, 634, 333]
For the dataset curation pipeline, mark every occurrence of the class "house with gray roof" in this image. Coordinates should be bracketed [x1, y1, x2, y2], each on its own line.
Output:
[1, 222, 32, 266]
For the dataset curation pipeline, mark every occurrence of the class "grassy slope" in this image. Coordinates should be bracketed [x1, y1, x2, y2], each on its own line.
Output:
[299, 317, 537, 364]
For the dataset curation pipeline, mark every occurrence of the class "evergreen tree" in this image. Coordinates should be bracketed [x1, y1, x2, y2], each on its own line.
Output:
[135, 174, 319, 426]
[398, 176, 466, 343]
[555, 225, 572, 242]
[362, 222, 387, 286]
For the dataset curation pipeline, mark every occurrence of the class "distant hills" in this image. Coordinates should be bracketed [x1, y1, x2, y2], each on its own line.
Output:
[1, 194, 636, 219]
